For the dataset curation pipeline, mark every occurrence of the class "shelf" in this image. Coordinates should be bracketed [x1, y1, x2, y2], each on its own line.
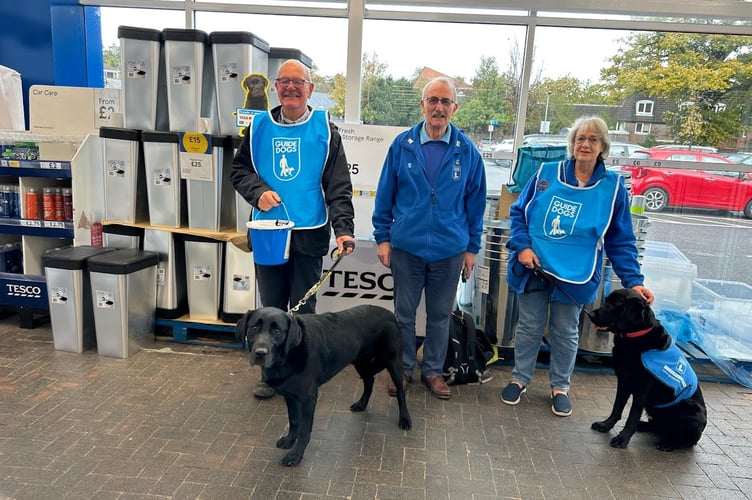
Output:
[0, 218, 74, 238]
[0, 159, 72, 178]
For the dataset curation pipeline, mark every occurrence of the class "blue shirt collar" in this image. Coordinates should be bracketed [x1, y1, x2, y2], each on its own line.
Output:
[420, 123, 452, 144]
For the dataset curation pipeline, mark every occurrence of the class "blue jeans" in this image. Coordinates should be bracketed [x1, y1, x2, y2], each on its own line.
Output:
[511, 281, 582, 392]
[390, 248, 464, 378]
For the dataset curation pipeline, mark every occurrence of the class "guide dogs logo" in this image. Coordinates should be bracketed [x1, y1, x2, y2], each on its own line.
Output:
[543, 196, 581, 239]
[272, 137, 301, 181]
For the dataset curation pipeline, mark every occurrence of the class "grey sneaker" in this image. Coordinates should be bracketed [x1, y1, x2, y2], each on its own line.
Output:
[500, 382, 526, 405]
[551, 392, 572, 417]
[254, 381, 275, 399]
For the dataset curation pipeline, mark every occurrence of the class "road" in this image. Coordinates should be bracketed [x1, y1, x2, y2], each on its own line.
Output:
[644, 209, 752, 284]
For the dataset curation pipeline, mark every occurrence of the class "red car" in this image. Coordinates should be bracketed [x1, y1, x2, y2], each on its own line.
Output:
[622, 149, 752, 218]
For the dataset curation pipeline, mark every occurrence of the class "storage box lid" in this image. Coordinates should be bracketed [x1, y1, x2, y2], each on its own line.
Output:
[87, 249, 159, 274]
[118, 26, 162, 42]
[162, 28, 209, 44]
[42, 246, 117, 271]
[99, 126, 140, 142]
[209, 31, 270, 53]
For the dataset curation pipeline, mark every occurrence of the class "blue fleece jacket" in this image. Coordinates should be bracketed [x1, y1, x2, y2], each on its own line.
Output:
[372, 122, 487, 262]
[506, 158, 644, 304]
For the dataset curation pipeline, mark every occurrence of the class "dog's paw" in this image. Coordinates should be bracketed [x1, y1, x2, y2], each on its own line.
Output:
[609, 433, 632, 448]
[350, 400, 367, 412]
[399, 415, 412, 431]
[591, 420, 615, 433]
[655, 441, 675, 452]
[280, 450, 304, 467]
[276, 435, 296, 449]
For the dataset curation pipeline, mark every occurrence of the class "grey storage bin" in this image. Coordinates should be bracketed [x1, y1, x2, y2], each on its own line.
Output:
[102, 224, 143, 249]
[162, 28, 216, 133]
[143, 229, 187, 319]
[222, 238, 255, 323]
[88, 249, 159, 359]
[267, 47, 312, 108]
[118, 26, 169, 131]
[142, 131, 186, 228]
[42, 246, 117, 353]
[100, 127, 148, 224]
[186, 134, 235, 231]
[184, 235, 223, 321]
[209, 31, 270, 135]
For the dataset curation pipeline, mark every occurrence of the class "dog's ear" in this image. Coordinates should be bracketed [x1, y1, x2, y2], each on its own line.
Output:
[284, 313, 303, 355]
[235, 309, 256, 345]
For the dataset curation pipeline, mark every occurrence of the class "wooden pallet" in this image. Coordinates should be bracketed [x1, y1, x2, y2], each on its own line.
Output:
[155, 315, 242, 349]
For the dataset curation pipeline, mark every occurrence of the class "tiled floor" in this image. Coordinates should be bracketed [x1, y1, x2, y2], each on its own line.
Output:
[1, 313, 751, 500]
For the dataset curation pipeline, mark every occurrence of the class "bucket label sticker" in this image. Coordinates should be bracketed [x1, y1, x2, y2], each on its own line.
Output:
[156, 268, 165, 287]
[475, 265, 490, 294]
[172, 65, 192, 85]
[50, 287, 69, 305]
[153, 169, 172, 186]
[95, 290, 115, 309]
[107, 160, 126, 177]
[126, 60, 147, 79]
[193, 265, 213, 281]
[231, 274, 251, 291]
[219, 63, 239, 82]
[272, 137, 301, 181]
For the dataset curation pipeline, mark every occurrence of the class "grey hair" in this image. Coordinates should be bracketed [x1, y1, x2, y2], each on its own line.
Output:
[422, 76, 457, 101]
[566, 116, 611, 160]
[277, 59, 311, 82]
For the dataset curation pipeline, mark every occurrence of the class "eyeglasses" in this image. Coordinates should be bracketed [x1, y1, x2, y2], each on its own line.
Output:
[422, 96, 455, 106]
[575, 136, 601, 145]
[275, 78, 311, 88]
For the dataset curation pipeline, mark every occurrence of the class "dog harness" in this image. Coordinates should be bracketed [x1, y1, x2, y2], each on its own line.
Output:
[640, 337, 698, 408]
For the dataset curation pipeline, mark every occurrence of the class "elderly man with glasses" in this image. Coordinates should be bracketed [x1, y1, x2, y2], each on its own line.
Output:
[372, 76, 487, 400]
[231, 59, 356, 400]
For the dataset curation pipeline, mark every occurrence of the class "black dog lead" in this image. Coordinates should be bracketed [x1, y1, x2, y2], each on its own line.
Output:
[531, 265, 592, 315]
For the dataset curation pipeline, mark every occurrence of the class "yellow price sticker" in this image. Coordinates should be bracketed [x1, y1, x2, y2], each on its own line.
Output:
[181, 132, 209, 154]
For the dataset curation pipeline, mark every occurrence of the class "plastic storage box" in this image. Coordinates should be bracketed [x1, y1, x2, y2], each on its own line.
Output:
[641, 240, 696, 312]
[692, 278, 752, 342]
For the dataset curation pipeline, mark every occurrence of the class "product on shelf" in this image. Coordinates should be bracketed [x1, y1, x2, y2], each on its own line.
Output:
[25, 186, 40, 219]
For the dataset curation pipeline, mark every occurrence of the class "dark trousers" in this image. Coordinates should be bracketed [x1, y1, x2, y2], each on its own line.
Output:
[254, 253, 323, 314]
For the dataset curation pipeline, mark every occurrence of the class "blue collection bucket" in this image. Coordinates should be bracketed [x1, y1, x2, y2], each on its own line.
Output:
[246, 203, 295, 266]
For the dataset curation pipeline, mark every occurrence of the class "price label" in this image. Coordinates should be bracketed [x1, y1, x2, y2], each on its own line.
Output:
[20, 219, 42, 227]
[181, 132, 210, 154]
[40, 161, 62, 170]
[43, 221, 66, 229]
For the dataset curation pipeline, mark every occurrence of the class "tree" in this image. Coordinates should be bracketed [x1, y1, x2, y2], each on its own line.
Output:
[602, 32, 752, 146]
[453, 56, 513, 140]
[103, 43, 120, 70]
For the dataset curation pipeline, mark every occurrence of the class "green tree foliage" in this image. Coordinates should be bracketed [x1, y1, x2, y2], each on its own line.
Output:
[103, 43, 120, 70]
[453, 56, 513, 139]
[602, 32, 752, 146]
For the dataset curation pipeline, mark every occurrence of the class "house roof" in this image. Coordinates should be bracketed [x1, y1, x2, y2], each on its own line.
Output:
[413, 67, 472, 91]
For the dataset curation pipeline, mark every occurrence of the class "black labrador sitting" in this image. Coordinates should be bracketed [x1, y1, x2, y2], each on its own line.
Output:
[236, 304, 412, 466]
[588, 288, 707, 451]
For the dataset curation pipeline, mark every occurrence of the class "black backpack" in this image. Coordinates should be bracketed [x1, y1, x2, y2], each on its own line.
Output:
[443, 309, 495, 385]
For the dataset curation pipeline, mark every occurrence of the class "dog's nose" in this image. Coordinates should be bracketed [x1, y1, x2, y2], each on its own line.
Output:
[251, 346, 269, 365]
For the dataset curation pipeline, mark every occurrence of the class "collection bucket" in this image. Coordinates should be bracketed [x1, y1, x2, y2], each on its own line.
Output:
[246, 204, 294, 265]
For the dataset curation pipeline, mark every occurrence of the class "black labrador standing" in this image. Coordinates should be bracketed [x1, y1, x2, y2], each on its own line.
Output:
[588, 288, 707, 451]
[236, 304, 412, 466]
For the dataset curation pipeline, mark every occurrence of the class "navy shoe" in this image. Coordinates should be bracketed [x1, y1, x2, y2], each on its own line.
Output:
[500, 382, 526, 405]
[551, 392, 572, 417]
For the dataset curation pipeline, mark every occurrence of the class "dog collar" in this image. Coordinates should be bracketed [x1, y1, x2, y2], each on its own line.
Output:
[623, 327, 653, 338]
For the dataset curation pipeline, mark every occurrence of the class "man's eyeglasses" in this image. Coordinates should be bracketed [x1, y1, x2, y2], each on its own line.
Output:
[275, 78, 311, 88]
[575, 136, 601, 145]
[422, 96, 455, 106]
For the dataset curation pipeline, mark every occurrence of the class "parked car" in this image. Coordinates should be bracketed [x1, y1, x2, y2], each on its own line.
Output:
[719, 152, 752, 163]
[609, 141, 644, 158]
[652, 144, 718, 153]
[619, 149, 752, 218]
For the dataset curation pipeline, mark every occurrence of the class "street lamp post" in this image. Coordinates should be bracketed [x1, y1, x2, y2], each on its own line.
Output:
[543, 91, 552, 134]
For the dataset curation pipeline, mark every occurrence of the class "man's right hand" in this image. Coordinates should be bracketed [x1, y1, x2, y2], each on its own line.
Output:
[377, 242, 391, 268]
[258, 190, 281, 211]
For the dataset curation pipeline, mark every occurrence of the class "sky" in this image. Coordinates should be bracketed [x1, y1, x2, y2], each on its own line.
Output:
[100, 7, 626, 84]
